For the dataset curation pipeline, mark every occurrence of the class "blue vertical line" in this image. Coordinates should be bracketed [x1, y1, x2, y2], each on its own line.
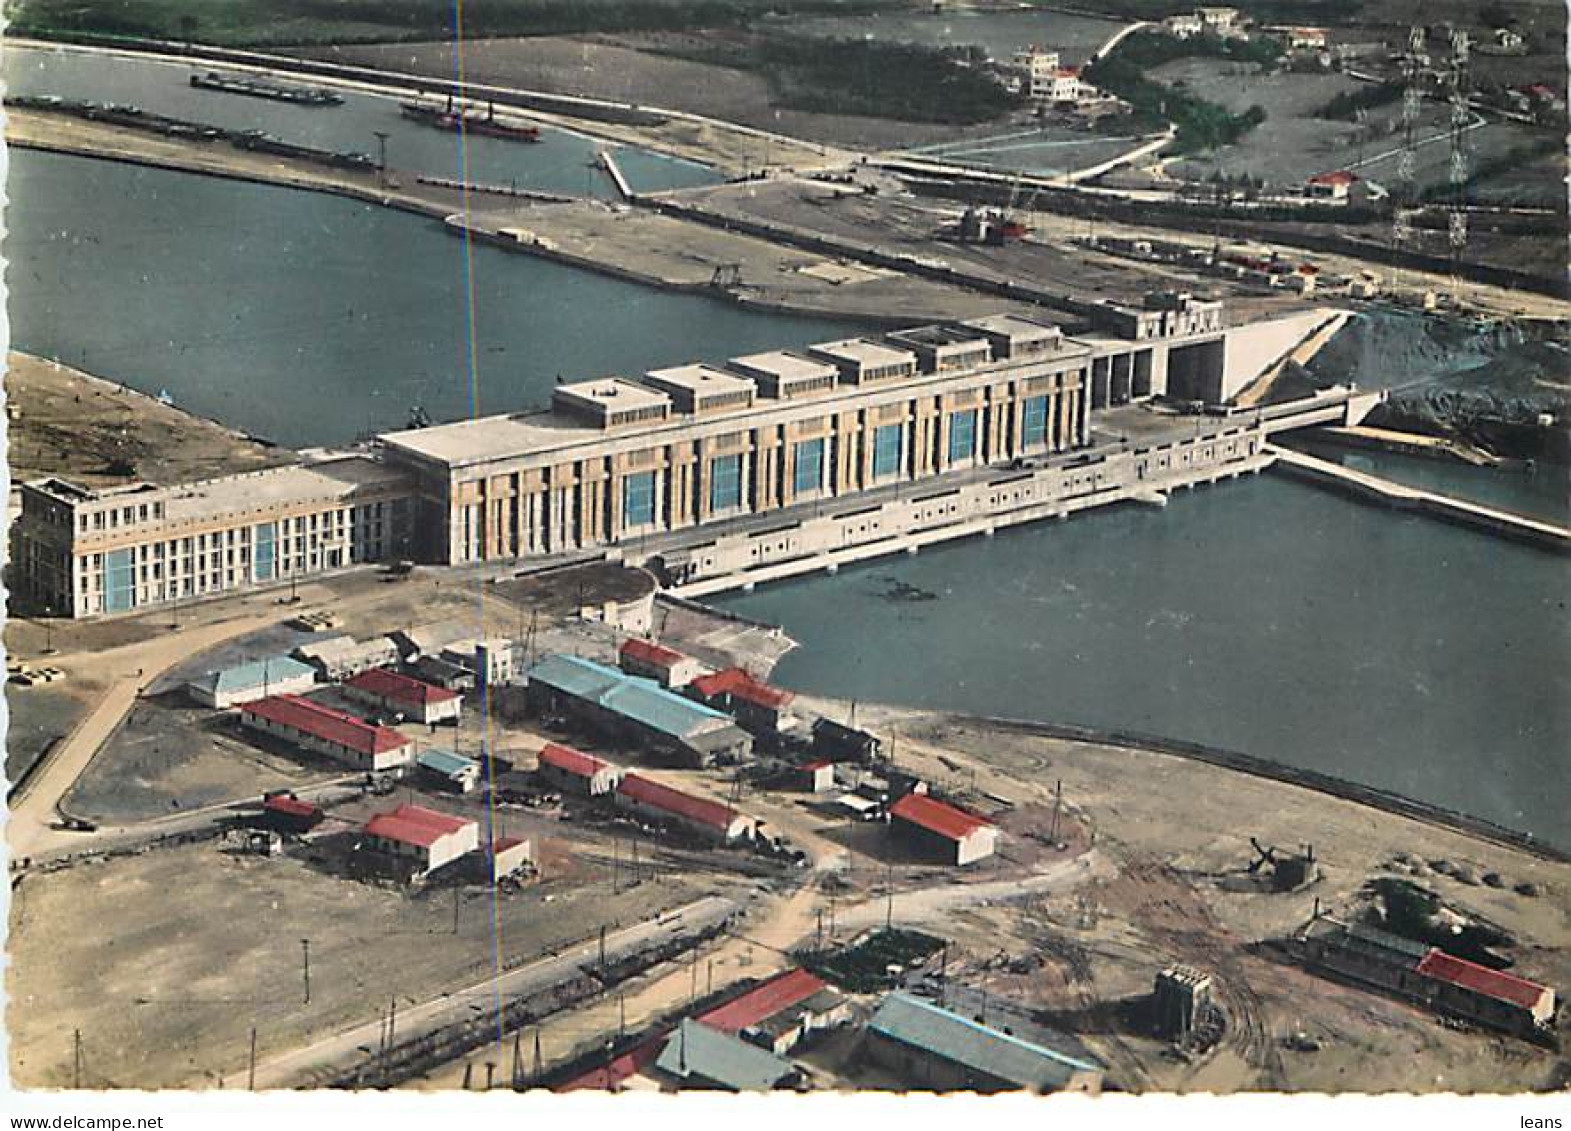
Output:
[446, 0, 509, 1074]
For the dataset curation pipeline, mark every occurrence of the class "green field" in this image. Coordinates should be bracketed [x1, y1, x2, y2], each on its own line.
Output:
[6, 0, 895, 47]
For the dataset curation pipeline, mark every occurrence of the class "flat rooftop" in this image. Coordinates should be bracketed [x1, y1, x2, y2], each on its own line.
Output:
[553, 377, 672, 415]
[727, 350, 837, 383]
[887, 325, 990, 349]
[808, 338, 917, 369]
[160, 456, 405, 522]
[642, 364, 756, 399]
[960, 313, 1063, 341]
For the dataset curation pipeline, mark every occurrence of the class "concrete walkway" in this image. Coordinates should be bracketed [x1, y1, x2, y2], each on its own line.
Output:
[1268, 444, 1571, 552]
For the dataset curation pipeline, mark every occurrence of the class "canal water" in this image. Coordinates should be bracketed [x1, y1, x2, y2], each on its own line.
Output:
[5, 149, 867, 447]
[2, 42, 719, 196]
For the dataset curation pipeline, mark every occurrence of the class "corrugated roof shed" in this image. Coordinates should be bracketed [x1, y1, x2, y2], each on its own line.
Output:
[194, 655, 315, 696]
[653, 1019, 798, 1092]
[365, 803, 473, 848]
[529, 654, 730, 740]
[697, 969, 829, 1035]
[690, 668, 795, 711]
[538, 742, 614, 778]
[417, 749, 478, 777]
[242, 695, 409, 756]
[619, 638, 688, 668]
[890, 793, 992, 841]
[618, 774, 738, 832]
[1416, 950, 1551, 1009]
[347, 667, 459, 706]
[869, 992, 1101, 1092]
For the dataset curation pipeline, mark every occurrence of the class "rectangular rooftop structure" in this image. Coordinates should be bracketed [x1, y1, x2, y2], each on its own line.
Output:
[959, 313, 1065, 360]
[642, 364, 757, 415]
[551, 377, 672, 429]
[726, 351, 839, 400]
[806, 338, 918, 385]
[885, 325, 993, 375]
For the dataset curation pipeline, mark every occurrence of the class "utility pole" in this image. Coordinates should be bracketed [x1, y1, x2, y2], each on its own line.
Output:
[453, 885, 461, 934]
[511, 1032, 522, 1090]
[300, 938, 311, 1004]
[533, 1027, 543, 1086]
[885, 857, 894, 932]
[816, 908, 824, 953]
[619, 993, 626, 1039]
[599, 923, 607, 971]
[73, 1029, 82, 1090]
[248, 1028, 257, 1090]
[1050, 779, 1063, 843]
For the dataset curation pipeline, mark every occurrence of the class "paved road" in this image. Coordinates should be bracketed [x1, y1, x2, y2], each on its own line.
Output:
[250, 892, 739, 1088]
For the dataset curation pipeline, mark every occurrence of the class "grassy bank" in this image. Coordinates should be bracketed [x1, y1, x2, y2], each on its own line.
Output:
[1086, 30, 1277, 154]
[4, 0, 896, 47]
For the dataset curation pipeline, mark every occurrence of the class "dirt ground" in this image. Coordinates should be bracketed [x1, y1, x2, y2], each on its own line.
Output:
[5, 832, 729, 1089]
[5, 351, 294, 490]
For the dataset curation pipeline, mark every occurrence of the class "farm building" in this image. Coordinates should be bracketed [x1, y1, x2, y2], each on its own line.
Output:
[889, 793, 999, 866]
[291, 634, 399, 680]
[865, 992, 1103, 1094]
[362, 803, 479, 879]
[239, 694, 412, 771]
[344, 667, 463, 725]
[652, 1020, 803, 1092]
[416, 748, 481, 793]
[1414, 950, 1556, 1037]
[619, 637, 705, 689]
[520, 654, 752, 767]
[411, 653, 474, 691]
[697, 968, 849, 1056]
[689, 668, 796, 737]
[186, 655, 317, 708]
[614, 773, 754, 844]
[536, 742, 623, 797]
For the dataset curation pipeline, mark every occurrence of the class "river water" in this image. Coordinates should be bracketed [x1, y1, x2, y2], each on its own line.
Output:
[5, 149, 866, 446]
[5, 52, 1567, 846]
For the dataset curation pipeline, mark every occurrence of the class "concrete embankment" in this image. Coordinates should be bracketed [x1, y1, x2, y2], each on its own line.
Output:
[961, 714, 1569, 863]
[1308, 425, 1501, 466]
[1267, 444, 1571, 553]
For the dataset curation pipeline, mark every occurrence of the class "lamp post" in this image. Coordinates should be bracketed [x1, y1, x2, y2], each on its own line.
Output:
[373, 131, 390, 187]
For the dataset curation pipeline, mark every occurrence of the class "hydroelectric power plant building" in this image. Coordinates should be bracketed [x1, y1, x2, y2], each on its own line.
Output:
[14, 296, 1369, 617]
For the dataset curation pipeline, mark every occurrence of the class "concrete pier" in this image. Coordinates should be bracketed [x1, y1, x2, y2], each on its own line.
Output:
[1267, 445, 1570, 553]
[597, 149, 635, 202]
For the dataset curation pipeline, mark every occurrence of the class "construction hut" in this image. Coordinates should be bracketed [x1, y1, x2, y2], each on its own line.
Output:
[619, 637, 705, 689]
[652, 1019, 803, 1093]
[441, 637, 514, 686]
[1414, 950, 1557, 1037]
[291, 634, 399, 681]
[361, 803, 479, 880]
[259, 792, 323, 834]
[522, 654, 753, 767]
[889, 793, 999, 866]
[795, 760, 836, 793]
[536, 742, 623, 797]
[866, 992, 1103, 1094]
[1153, 966, 1215, 1039]
[697, 968, 849, 1056]
[186, 655, 316, 709]
[344, 667, 462, 725]
[239, 694, 412, 771]
[614, 773, 754, 845]
[416, 748, 481, 793]
[485, 836, 534, 882]
[812, 717, 881, 763]
[689, 668, 796, 738]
